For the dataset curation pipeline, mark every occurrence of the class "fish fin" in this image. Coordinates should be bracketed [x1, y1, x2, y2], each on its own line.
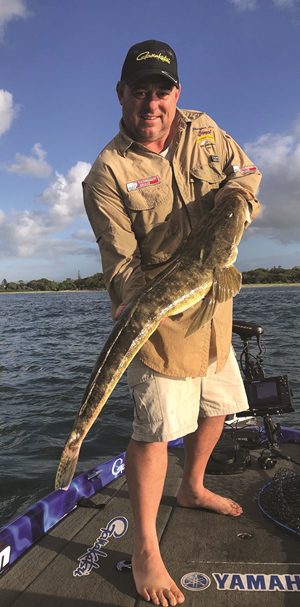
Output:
[185, 280, 219, 337]
[185, 266, 242, 337]
[55, 445, 80, 491]
[215, 266, 242, 302]
[199, 247, 205, 263]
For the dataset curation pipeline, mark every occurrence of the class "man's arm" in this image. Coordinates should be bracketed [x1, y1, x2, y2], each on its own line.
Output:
[214, 128, 262, 221]
[83, 169, 146, 318]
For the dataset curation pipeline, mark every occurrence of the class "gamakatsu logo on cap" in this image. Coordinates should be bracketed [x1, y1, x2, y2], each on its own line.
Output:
[136, 51, 171, 64]
[181, 572, 211, 591]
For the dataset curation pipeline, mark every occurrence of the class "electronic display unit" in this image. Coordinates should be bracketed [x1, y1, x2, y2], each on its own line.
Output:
[236, 374, 294, 418]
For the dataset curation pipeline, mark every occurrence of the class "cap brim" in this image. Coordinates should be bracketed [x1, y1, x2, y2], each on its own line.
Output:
[124, 68, 179, 88]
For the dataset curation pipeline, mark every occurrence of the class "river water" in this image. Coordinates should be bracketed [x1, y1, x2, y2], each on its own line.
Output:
[0, 287, 299, 528]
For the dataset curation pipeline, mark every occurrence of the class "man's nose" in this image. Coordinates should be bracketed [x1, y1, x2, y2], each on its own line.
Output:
[144, 92, 160, 106]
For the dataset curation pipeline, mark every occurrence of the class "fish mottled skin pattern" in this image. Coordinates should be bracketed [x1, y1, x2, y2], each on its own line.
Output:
[55, 198, 247, 490]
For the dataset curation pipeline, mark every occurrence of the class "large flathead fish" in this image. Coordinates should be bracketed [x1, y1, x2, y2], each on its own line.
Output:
[55, 197, 249, 490]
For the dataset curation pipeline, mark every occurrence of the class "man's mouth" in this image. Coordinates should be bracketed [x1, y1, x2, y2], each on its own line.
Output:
[141, 115, 160, 121]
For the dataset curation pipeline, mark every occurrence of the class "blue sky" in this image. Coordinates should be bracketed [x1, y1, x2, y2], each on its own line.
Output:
[1, 0, 300, 282]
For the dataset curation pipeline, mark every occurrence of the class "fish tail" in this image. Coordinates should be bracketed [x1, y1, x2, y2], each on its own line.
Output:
[55, 443, 81, 491]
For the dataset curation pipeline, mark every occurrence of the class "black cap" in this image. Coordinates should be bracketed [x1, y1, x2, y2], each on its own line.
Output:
[120, 40, 179, 88]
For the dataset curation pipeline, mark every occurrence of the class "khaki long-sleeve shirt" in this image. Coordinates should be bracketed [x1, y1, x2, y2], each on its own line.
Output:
[83, 108, 261, 377]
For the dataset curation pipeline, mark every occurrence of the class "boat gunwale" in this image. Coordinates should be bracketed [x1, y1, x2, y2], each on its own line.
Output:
[1, 425, 299, 576]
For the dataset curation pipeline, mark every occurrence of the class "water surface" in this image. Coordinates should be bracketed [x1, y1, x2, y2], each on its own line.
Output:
[0, 287, 299, 527]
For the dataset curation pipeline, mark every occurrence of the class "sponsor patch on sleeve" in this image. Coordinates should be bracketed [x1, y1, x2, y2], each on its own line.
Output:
[230, 164, 257, 176]
[126, 176, 160, 192]
[239, 165, 257, 174]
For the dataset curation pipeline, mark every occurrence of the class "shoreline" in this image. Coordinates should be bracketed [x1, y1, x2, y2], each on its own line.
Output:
[242, 283, 300, 288]
[1, 283, 300, 295]
[0, 289, 105, 295]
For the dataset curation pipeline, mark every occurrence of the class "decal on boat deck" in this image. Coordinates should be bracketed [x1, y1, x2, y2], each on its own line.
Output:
[180, 572, 300, 592]
[0, 546, 11, 572]
[73, 516, 128, 577]
[180, 572, 211, 591]
[213, 573, 300, 591]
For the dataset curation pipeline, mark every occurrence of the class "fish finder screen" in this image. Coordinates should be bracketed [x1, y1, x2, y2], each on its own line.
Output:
[254, 381, 278, 403]
[245, 380, 279, 407]
[241, 375, 294, 416]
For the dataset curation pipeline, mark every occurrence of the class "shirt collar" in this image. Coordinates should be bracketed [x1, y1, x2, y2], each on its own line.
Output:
[116, 121, 135, 156]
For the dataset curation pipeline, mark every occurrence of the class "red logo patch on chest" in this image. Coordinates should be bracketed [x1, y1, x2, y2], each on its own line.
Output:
[126, 176, 160, 192]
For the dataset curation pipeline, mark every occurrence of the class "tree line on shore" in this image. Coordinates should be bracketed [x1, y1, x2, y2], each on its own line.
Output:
[1, 266, 300, 292]
[0, 273, 105, 292]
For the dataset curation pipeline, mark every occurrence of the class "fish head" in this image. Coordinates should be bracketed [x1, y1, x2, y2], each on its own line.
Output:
[204, 197, 249, 267]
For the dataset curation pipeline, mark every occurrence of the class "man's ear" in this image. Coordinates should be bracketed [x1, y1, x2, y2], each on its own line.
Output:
[116, 81, 125, 105]
[175, 83, 181, 103]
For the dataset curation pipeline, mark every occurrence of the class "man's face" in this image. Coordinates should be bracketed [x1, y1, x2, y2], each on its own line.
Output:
[117, 76, 181, 146]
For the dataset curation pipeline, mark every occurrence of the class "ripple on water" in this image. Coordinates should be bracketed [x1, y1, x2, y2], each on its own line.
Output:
[0, 288, 299, 527]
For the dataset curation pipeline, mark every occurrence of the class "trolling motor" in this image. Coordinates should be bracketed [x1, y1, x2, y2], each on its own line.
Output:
[233, 320, 295, 469]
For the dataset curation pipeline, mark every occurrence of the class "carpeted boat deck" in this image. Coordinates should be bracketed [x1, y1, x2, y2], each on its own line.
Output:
[1, 444, 299, 607]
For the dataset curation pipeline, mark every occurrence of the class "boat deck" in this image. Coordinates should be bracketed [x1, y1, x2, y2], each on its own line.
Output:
[1, 443, 299, 607]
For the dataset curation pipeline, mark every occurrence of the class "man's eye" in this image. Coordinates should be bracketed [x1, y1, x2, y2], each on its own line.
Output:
[133, 90, 147, 98]
[158, 90, 170, 98]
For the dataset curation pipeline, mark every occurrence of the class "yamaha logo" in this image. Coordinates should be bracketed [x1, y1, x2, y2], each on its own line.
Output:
[180, 572, 211, 591]
[180, 571, 300, 592]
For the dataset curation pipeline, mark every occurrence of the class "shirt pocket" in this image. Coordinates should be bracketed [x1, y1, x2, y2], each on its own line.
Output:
[190, 163, 225, 209]
[123, 183, 186, 266]
[124, 182, 169, 212]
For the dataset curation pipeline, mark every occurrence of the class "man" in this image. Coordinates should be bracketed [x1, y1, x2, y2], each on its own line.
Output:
[83, 40, 261, 606]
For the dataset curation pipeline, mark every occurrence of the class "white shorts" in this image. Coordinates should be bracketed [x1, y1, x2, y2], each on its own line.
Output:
[126, 346, 249, 442]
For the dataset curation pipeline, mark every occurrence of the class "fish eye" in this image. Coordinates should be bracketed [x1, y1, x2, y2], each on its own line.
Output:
[226, 211, 234, 218]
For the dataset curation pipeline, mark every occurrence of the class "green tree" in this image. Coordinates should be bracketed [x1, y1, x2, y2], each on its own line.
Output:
[26, 278, 58, 291]
[58, 278, 76, 290]
[6, 282, 19, 291]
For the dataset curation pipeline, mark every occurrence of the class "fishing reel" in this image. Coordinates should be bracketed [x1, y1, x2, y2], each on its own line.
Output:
[258, 450, 277, 470]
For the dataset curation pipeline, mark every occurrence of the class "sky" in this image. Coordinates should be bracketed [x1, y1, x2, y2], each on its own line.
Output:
[1, 0, 300, 283]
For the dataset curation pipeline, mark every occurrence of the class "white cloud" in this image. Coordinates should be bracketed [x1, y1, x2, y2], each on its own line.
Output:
[0, 0, 29, 40]
[0, 90, 19, 136]
[245, 133, 295, 169]
[72, 229, 95, 242]
[0, 160, 92, 260]
[5, 211, 52, 257]
[292, 114, 300, 138]
[40, 161, 91, 221]
[272, 0, 299, 7]
[229, 0, 300, 10]
[245, 122, 300, 243]
[5, 143, 52, 178]
[229, 0, 257, 10]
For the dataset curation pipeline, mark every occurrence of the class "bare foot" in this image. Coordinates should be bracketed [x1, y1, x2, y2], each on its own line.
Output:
[132, 548, 185, 606]
[176, 486, 243, 517]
